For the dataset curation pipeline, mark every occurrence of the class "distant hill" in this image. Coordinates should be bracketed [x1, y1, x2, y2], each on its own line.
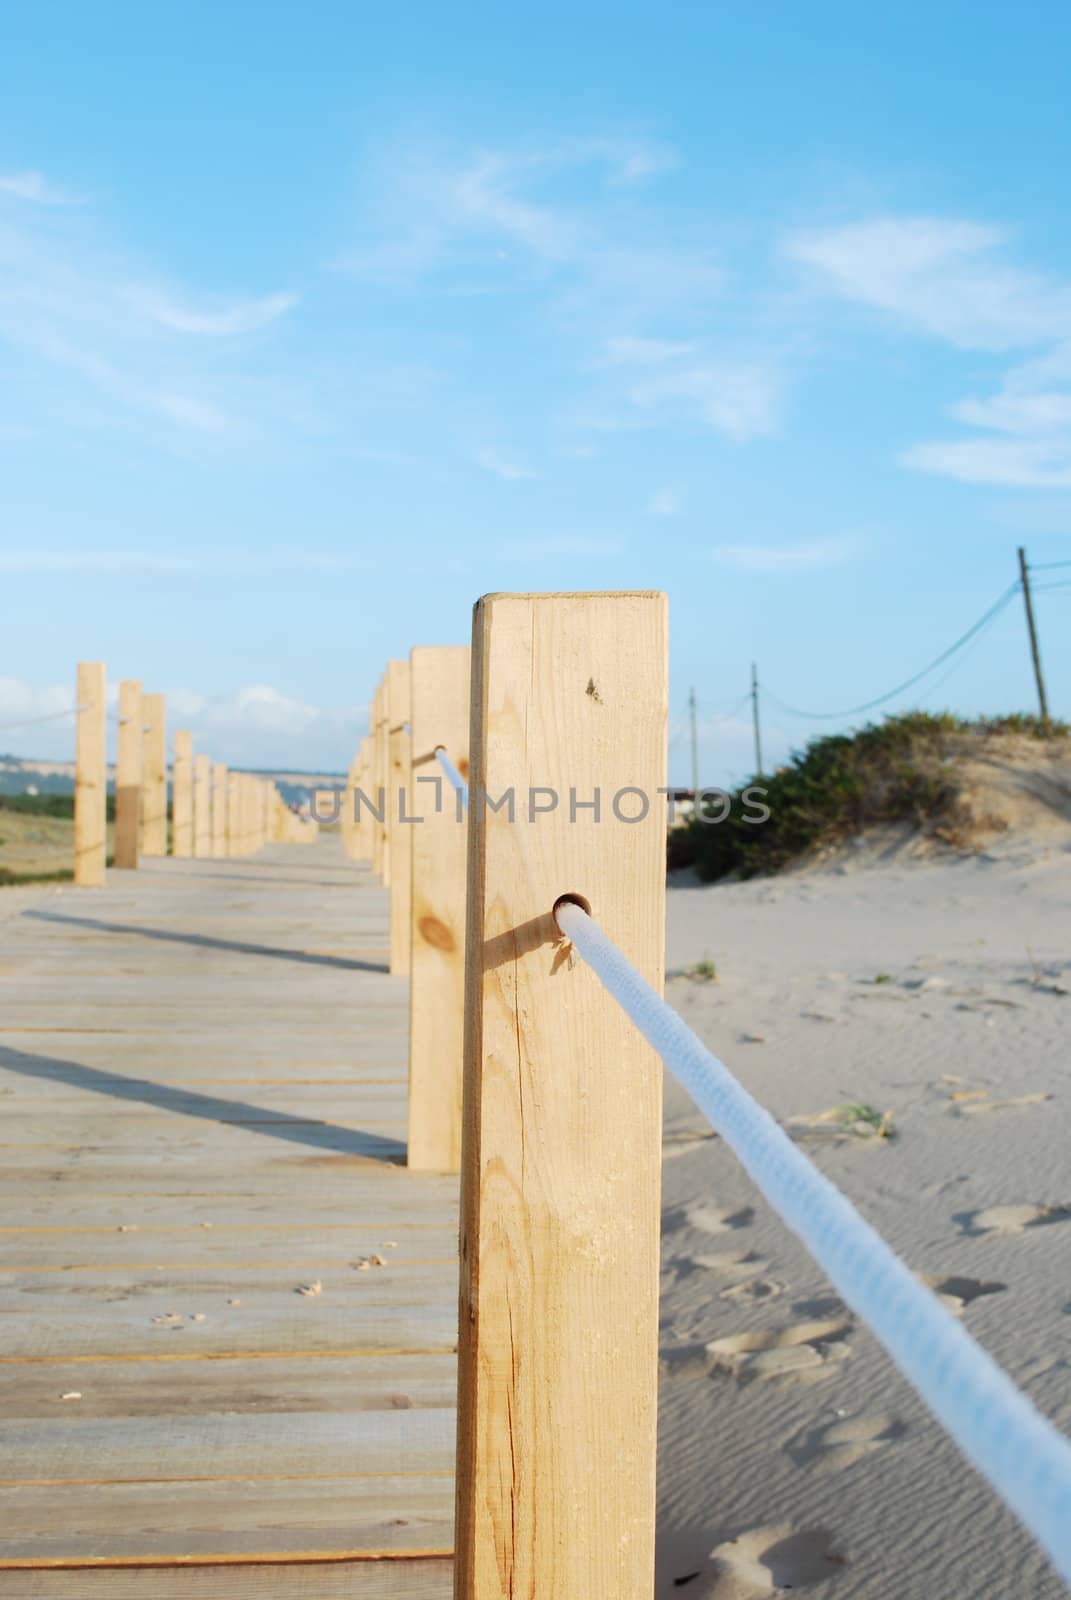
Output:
[0, 754, 345, 810]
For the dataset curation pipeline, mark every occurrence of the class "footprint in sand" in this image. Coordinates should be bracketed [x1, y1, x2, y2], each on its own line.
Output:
[685, 1524, 847, 1596]
[664, 1249, 768, 1286]
[919, 1273, 1006, 1313]
[706, 1318, 853, 1384]
[785, 1411, 906, 1473]
[665, 1202, 756, 1236]
[954, 1203, 1071, 1237]
[720, 1276, 783, 1305]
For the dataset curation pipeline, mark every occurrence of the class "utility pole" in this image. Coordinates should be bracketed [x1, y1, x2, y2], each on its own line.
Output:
[1018, 546, 1050, 730]
[688, 686, 699, 795]
[751, 662, 763, 776]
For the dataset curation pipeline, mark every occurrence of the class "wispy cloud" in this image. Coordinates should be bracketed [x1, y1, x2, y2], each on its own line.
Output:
[128, 287, 297, 337]
[600, 335, 781, 441]
[713, 535, 862, 572]
[791, 214, 1071, 488]
[0, 170, 297, 445]
[475, 446, 535, 480]
[0, 170, 82, 205]
[0, 676, 363, 769]
[902, 437, 1071, 488]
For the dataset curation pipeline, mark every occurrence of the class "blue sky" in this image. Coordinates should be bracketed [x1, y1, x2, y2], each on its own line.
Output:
[3, 1, 1071, 780]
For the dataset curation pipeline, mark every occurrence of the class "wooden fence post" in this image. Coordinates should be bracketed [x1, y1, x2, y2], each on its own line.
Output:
[375, 678, 390, 884]
[113, 678, 142, 870]
[172, 731, 194, 857]
[408, 645, 470, 1172]
[227, 771, 241, 857]
[141, 693, 167, 856]
[454, 591, 668, 1599]
[212, 763, 227, 858]
[388, 658, 412, 976]
[74, 661, 107, 888]
[193, 753, 212, 857]
[355, 735, 373, 863]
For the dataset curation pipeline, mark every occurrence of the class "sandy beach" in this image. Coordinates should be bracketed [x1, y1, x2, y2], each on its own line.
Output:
[656, 832, 1071, 1597]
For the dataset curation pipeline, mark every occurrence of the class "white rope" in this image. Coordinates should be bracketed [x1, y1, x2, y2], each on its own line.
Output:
[435, 747, 468, 811]
[555, 899, 1071, 1586]
[0, 705, 84, 733]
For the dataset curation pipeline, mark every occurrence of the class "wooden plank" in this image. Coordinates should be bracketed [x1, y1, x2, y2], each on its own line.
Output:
[140, 694, 167, 858]
[112, 680, 142, 872]
[74, 663, 106, 889]
[0, 1222, 454, 1269]
[172, 731, 194, 857]
[0, 1474, 452, 1563]
[455, 592, 668, 1598]
[0, 1408, 454, 1483]
[374, 680, 389, 885]
[0, 1558, 453, 1597]
[0, 1352, 457, 1420]
[408, 645, 469, 1173]
[388, 698, 412, 976]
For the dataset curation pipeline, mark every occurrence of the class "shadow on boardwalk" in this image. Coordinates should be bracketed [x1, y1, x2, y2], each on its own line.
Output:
[24, 909, 390, 975]
[0, 1046, 406, 1163]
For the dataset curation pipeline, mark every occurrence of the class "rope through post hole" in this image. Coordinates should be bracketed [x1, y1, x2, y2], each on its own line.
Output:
[554, 898, 1071, 1585]
[435, 746, 468, 810]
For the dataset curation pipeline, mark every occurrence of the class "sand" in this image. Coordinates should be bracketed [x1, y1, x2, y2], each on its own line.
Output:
[656, 828, 1071, 1597]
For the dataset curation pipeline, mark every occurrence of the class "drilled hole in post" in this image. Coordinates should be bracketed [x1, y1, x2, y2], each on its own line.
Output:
[553, 892, 592, 935]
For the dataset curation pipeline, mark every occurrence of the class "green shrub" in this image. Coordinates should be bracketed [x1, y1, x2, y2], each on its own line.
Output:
[670, 711, 1068, 883]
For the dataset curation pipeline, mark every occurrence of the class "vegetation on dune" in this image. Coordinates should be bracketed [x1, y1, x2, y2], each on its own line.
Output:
[670, 711, 1070, 884]
[0, 792, 118, 822]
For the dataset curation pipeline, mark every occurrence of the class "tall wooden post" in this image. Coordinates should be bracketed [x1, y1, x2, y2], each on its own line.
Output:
[113, 678, 142, 870]
[227, 771, 241, 857]
[141, 694, 167, 856]
[408, 644, 469, 1172]
[356, 734, 373, 863]
[375, 679, 390, 884]
[455, 592, 668, 1600]
[172, 731, 194, 857]
[193, 753, 212, 857]
[74, 661, 107, 888]
[388, 658, 412, 976]
[212, 763, 227, 858]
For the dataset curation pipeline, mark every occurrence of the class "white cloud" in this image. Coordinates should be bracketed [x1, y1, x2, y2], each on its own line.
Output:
[0, 170, 81, 205]
[791, 214, 1071, 489]
[902, 437, 1071, 489]
[648, 487, 680, 516]
[475, 447, 535, 481]
[594, 333, 781, 442]
[713, 536, 862, 572]
[128, 288, 297, 337]
[788, 216, 1071, 351]
[0, 675, 363, 770]
[0, 172, 296, 445]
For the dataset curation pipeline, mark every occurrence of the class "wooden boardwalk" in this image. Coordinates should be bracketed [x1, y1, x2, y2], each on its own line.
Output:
[0, 840, 457, 1597]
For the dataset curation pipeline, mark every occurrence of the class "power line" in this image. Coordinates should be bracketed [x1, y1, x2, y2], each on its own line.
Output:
[1030, 560, 1071, 572]
[764, 582, 1022, 722]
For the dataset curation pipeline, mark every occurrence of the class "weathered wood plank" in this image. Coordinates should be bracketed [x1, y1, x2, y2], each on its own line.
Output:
[0, 1558, 453, 1597]
[0, 1408, 454, 1482]
[0, 1353, 457, 1421]
[0, 1474, 452, 1562]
